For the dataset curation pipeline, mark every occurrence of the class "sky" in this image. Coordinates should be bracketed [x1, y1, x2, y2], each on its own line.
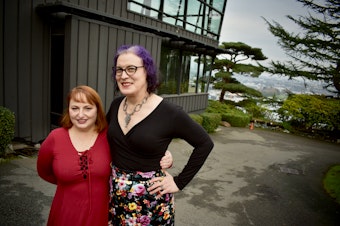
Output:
[217, 0, 334, 95]
[220, 0, 310, 64]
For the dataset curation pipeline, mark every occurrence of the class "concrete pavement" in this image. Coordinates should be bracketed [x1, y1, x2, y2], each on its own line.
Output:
[0, 126, 339, 225]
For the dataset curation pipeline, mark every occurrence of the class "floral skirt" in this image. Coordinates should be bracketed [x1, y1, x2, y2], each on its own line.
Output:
[108, 165, 175, 226]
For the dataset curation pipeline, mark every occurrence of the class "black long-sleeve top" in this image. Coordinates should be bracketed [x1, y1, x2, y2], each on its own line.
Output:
[106, 96, 214, 190]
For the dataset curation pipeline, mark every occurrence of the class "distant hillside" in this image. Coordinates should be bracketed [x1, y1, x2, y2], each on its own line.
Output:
[233, 73, 334, 97]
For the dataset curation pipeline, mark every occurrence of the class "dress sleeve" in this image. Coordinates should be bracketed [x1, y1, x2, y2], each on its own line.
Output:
[171, 107, 214, 190]
[37, 132, 57, 184]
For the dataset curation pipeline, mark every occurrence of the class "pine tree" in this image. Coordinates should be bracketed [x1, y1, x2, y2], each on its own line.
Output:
[213, 42, 267, 102]
[264, 0, 340, 95]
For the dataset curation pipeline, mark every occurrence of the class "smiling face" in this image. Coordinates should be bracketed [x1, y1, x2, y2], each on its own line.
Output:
[68, 95, 98, 132]
[115, 52, 148, 97]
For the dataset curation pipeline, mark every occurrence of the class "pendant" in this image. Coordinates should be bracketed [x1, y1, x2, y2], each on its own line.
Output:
[125, 114, 131, 127]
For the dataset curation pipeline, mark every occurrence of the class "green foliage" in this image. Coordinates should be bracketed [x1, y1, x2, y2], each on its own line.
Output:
[189, 111, 221, 133]
[221, 109, 251, 127]
[233, 64, 265, 77]
[206, 100, 251, 127]
[263, 0, 340, 94]
[243, 102, 267, 119]
[282, 121, 294, 131]
[0, 106, 15, 156]
[201, 113, 221, 133]
[278, 94, 340, 131]
[323, 165, 340, 205]
[206, 100, 232, 114]
[189, 114, 203, 125]
[218, 42, 267, 62]
[213, 42, 267, 102]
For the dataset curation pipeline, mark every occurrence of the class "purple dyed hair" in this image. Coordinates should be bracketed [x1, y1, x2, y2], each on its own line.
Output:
[112, 45, 159, 93]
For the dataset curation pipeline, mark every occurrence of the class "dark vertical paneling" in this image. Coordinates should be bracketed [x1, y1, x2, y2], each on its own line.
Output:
[124, 30, 133, 45]
[88, 0, 96, 9]
[132, 32, 140, 44]
[77, 20, 89, 84]
[64, 16, 78, 101]
[97, 25, 109, 106]
[106, 0, 114, 14]
[145, 36, 153, 55]
[98, 0, 107, 12]
[17, 0, 32, 138]
[4, 0, 19, 134]
[88, 23, 99, 88]
[66, 0, 80, 5]
[0, 1, 4, 106]
[139, 35, 146, 48]
[31, 0, 50, 141]
[105, 26, 118, 110]
[118, 0, 127, 18]
[68, 0, 79, 5]
[156, 38, 162, 69]
[116, 28, 126, 49]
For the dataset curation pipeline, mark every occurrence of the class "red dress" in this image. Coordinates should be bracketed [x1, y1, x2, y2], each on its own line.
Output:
[37, 128, 111, 226]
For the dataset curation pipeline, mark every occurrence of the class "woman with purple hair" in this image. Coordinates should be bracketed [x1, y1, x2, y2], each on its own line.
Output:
[107, 45, 214, 225]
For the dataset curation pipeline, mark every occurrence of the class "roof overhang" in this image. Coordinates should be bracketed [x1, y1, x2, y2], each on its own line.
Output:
[36, 1, 231, 56]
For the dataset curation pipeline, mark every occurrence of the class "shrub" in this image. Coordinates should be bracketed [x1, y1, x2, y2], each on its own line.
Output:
[189, 114, 203, 125]
[200, 112, 221, 133]
[244, 103, 267, 119]
[206, 100, 231, 114]
[222, 111, 251, 127]
[323, 165, 340, 205]
[279, 94, 340, 131]
[206, 100, 252, 127]
[0, 106, 15, 156]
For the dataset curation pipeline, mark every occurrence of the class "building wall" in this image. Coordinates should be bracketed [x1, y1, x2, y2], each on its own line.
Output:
[64, 15, 163, 110]
[42, 0, 219, 47]
[1, 0, 218, 142]
[1, 0, 51, 141]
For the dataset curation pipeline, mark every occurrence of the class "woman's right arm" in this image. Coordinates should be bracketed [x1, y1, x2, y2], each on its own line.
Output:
[37, 133, 57, 184]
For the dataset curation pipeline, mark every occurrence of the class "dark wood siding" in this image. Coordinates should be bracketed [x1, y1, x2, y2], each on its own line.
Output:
[64, 16, 163, 111]
[1, 0, 213, 142]
[2, 0, 50, 141]
[162, 93, 209, 113]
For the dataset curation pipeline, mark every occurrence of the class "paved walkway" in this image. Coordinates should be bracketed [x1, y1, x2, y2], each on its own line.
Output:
[0, 127, 339, 225]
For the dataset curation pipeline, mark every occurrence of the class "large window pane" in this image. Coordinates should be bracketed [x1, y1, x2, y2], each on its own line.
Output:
[186, 0, 203, 33]
[198, 55, 213, 93]
[128, 0, 160, 18]
[189, 56, 199, 93]
[127, 0, 225, 39]
[163, 0, 185, 26]
[158, 47, 180, 94]
[205, 9, 221, 38]
[211, 0, 226, 13]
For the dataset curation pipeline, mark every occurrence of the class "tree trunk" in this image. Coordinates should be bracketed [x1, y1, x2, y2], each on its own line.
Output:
[333, 61, 340, 95]
[219, 89, 226, 102]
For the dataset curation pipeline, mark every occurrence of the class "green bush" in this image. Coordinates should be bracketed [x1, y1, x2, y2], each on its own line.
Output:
[205, 100, 252, 127]
[189, 114, 203, 125]
[222, 112, 251, 127]
[0, 106, 15, 156]
[244, 103, 267, 119]
[206, 100, 232, 114]
[201, 112, 221, 133]
[323, 165, 340, 205]
[279, 94, 340, 131]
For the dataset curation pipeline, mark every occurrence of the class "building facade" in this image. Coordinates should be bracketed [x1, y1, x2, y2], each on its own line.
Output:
[1, 0, 228, 142]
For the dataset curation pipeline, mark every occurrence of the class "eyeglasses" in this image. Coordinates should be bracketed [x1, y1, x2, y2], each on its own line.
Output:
[114, 66, 144, 77]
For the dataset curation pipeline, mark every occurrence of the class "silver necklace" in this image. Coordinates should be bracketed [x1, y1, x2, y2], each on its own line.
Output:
[123, 96, 148, 128]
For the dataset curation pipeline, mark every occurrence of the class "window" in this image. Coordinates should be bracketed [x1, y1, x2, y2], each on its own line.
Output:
[127, 0, 226, 40]
[158, 45, 212, 95]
